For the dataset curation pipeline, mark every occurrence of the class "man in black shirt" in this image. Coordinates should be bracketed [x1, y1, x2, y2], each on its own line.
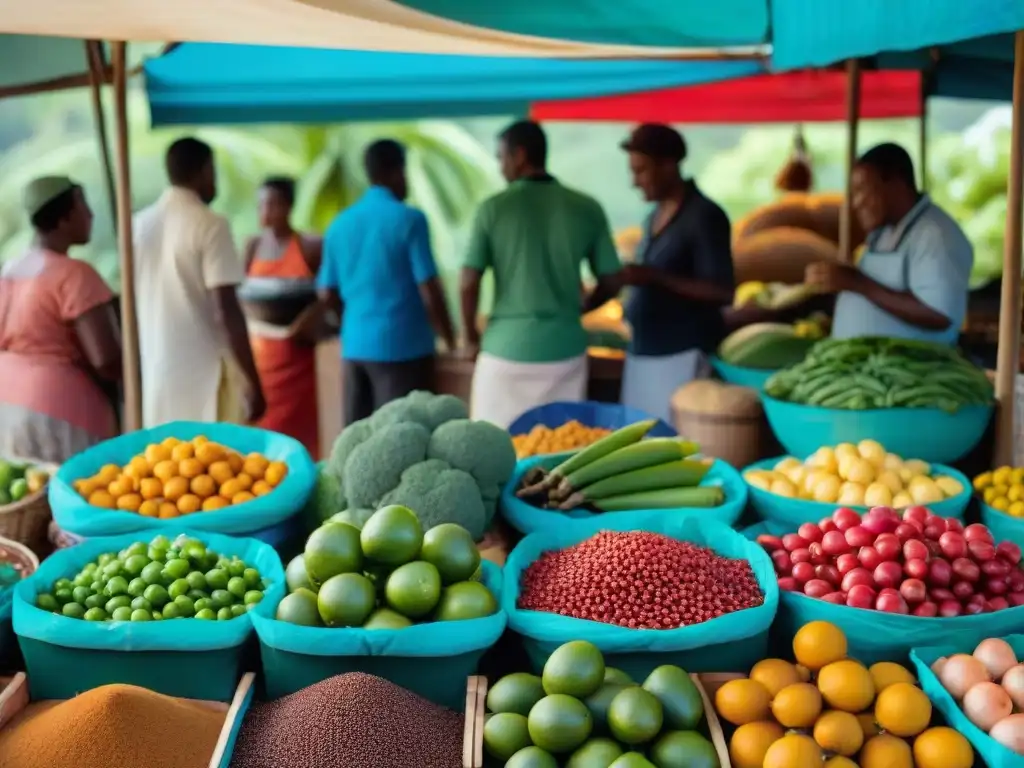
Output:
[619, 124, 735, 421]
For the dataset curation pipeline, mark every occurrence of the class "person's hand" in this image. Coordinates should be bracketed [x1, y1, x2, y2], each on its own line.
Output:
[621, 264, 660, 287]
[805, 262, 862, 294]
[460, 340, 480, 361]
[245, 383, 267, 424]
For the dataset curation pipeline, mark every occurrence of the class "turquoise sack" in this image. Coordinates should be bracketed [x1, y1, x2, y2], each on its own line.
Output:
[50, 421, 316, 537]
[501, 452, 748, 535]
[911, 634, 1024, 768]
[251, 561, 506, 709]
[504, 514, 778, 679]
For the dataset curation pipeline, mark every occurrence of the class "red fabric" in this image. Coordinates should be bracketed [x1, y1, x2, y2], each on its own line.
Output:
[530, 70, 923, 124]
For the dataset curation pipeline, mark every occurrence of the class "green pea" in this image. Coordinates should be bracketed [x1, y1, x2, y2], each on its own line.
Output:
[90, 581, 105, 593]
[127, 578, 148, 598]
[130, 597, 152, 612]
[163, 558, 191, 580]
[146, 546, 167, 563]
[124, 554, 150, 576]
[186, 571, 207, 591]
[130, 609, 151, 622]
[72, 573, 92, 589]
[165, 549, 181, 562]
[72, 586, 92, 605]
[101, 561, 123, 579]
[210, 590, 233, 610]
[54, 588, 74, 605]
[144, 584, 170, 608]
[195, 608, 217, 620]
[182, 541, 207, 562]
[173, 595, 195, 616]
[105, 595, 132, 613]
[125, 542, 148, 558]
[216, 607, 235, 621]
[205, 569, 228, 591]
[230, 604, 247, 618]
[151, 610, 163, 620]
[187, 589, 208, 602]
[62, 602, 86, 619]
[227, 561, 246, 578]
[96, 554, 115, 567]
[227, 577, 247, 599]
[161, 603, 183, 619]
[242, 568, 262, 588]
[193, 598, 213, 613]
[83, 607, 108, 622]
[243, 591, 264, 606]
[54, 578, 73, 592]
[36, 594, 59, 612]
[150, 535, 172, 550]
[111, 606, 133, 621]
[141, 562, 165, 585]
[168, 579, 191, 600]
[84, 594, 106, 610]
[81, 562, 97, 574]
[105, 576, 129, 597]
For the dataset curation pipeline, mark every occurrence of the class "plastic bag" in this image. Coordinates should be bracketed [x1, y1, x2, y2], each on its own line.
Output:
[911, 634, 1024, 768]
[50, 421, 316, 537]
[508, 401, 677, 440]
[251, 560, 505, 657]
[503, 514, 778, 676]
[501, 453, 748, 535]
[13, 530, 285, 652]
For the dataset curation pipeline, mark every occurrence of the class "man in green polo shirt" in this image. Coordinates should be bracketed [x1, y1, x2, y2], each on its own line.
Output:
[460, 120, 623, 427]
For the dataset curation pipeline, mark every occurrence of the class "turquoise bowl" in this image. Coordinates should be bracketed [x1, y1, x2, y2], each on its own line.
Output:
[980, 501, 1024, 546]
[742, 456, 972, 531]
[761, 394, 992, 464]
[709, 355, 776, 390]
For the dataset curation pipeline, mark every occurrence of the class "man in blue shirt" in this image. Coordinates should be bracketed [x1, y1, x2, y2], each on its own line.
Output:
[807, 142, 973, 345]
[317, 139, 455, 424]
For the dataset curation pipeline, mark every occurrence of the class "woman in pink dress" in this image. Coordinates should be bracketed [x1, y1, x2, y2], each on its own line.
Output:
[0, 177, 123, 462]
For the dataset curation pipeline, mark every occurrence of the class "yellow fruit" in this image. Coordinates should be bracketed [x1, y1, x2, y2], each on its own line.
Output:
[750, 659, 801, 697]
[834, 443, 858, 461]
[813, 710, 864, 756]
[144, 443, 171, 465]
[74, 479, 97, 498]
[227, 452, 245, 474]
[992, 496, 1011, 511]
[824, 758, 859, 768]
[860, 734, 913, 768]
[160, 436, 182, 449]
[108, 476, 137, 497]
[252, 480, 273, 497]
[729, 721, 784, 768]
[992, 466, 1013, 486]
[178, 458, 204, 480]
[812, 475, 841, 503]
[771, 683, 822, 728]
[909, 477, 943, 505]
[912, 727, 973, 768]
[874, 682, 931, 737]
[763, 734, 823, 768]
[115, 493, 143, 512]
[1010, 500, 1024, 518]
[807, 447, 838, 473]
[208, 461, 234, 485]
[195, 441, 226, 466]
[139, 478, 164, 501]
[844, 457, 876, 485]
[232, 491, 256, 505]
[775, 457, 801, 472]
[883, 452, 904, 471]
[265, 461, 288, 487]
[869, 662, 915, 692]
[973, 471, 993, 490]
[192, 435, 209, 446]
[875, 470, 903, 494]
[935, 475, 964, 497]
[858, 439, 885, 463]
[904, 458, 931, 476]
[177, 494, 202, 514]
[124, 457, 152, 480]
[243, 454, 270, 480]
[770, 477, 797, 498]
[219, 478, 243, 500]
[96, 464, 121, 484]
[793, 621, 848, 670]
[892, 491, 913, 509]
[795, 664, 811, 682]
[745, 472, 771, 491]
[857, 712, 880, 739]
[714, 679, 771, 725]
[202, 496, 230, 512]
[153, 460, 179, 483]
[158, 502, 180, 519]
[863, 482, 893, 507]
[88, 490, 117, 509]
[170, 442, 195, 461]
[235, 473, 254, 491]
[817, 660, 876, 712]
[138, 499, 160, 518]
[163, 476, 189, 502]
[190, 475, 217, 499]
[837, 482, 866, 506]
[1008, 484, 1024, 502]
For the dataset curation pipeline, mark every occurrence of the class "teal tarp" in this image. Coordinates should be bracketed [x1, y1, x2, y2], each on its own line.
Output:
[145, 45, 762, 126]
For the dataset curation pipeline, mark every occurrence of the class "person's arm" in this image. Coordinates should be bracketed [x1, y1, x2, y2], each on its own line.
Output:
[582, 203, 624, 312]
[407, 211, 456, 352]
[315, 228, 343, 323]
[460, 205, 492, 355]
[57, 262, 122, 382]
[242, 236, 259, 273]
[301, 235, 324, 275]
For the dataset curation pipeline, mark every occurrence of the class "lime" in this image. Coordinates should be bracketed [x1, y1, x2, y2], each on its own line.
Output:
[111, 606, 133, 621]
[420, 523, 481, 584]
[217, 607, 234, 620]
[362, 607, 413, 629]
[487, 673, 546, 716]
[566, 738, 625, 768]
[528, 694, 592, 754]
[143, 584, 170, 608]
[484, 713, 532, 761]
[36, 594, 59, 612]
[329, 508, 376, 529]
[243, 590, 263, 606]
[285, 554, 315, 593]
[317, 574, 376, 627]
[130, 609, 151, 622]
[83, 607, 107, 622]
[649, 731, 718, 768]
[584, 683, 631, 732]
[604, 668, 634, 685]
[276, 588, 321, 626]
[304, 522, 364, 586]
[506, 746, 559, 768]
[360, 505, 423, 566]
[432, 581, 497, 622]
[542, 641, 605, 698]
[384, 561, 441, 619]
[9, 479, 28, 502]
[607, 688, 663, 746]
[642, 665, 703, 731]
[608, 753, 656, 767]
[195, 608, 217, 620]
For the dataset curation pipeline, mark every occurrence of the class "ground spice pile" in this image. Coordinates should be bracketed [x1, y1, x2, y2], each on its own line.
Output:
[230, 672, 462, 768]
[0, 683, 224, 768]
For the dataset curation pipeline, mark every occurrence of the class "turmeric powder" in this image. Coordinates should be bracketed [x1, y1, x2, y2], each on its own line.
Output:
[0, 684, 225, 768]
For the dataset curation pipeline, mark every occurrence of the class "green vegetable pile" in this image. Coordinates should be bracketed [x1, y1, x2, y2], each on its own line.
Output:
[764, 337, 994, 412]
[35, 534, 267, 622]
[0, 457, 49, 506]
[279, 504, 496, 629]
[305, 390, 517, 539]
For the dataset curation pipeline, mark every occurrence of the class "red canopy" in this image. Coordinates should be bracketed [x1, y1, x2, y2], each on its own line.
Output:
[530, 70, 923, 124]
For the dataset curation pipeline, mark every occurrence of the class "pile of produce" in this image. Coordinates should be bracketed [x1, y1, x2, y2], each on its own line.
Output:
[973, 465, 1024, 516]
[0, 682, 225, 768]
[744, 440, 964, 507]
[764, 337, 994, 411]
[716, 319, 824, 370]
[931, 638, 1024, 755]
[518, 530, 763, 629]
[516, 421, 721, 513]
[306, 390, 516, 540]
[0, 457, 50, 506]
[757, 504, 1024, 616]
[71, 436, 287, 516]
[34, 534, 268, 622]
[733, 280, 818, 310]
[230, 672, 462, 768]
[715, 620, 973, 768]
[277, 505, 495, 629]
[484, 640, 719, 767]
[512, 421, 613, 459]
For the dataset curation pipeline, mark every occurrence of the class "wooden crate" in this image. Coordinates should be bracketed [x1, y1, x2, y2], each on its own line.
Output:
[696, 672, 746, 768]
[0, 671, 255, 768]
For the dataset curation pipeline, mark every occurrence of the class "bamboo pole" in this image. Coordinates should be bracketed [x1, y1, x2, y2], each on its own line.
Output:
[111, 42, 143, 433]
[839, 59, 862, 262]
[918, 78, 928, 192]
[83, 41, 118, 236]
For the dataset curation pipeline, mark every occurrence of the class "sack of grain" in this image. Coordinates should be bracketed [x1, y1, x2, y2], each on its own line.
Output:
[734, 192, 865, 247]
[733, 226, 842, 286]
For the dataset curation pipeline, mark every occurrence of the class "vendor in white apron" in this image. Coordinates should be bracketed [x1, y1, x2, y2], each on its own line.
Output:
[806, 142, 973, 344]
[619, 124, 735, 423]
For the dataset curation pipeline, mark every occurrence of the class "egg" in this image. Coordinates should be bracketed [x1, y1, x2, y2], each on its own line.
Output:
[974, 638, 1018, 681]
[939, 654, 991, 699]
[963, 682, 1013, 731]
[990, 714, 1024, 755]
[1002, 665, 1024, 709]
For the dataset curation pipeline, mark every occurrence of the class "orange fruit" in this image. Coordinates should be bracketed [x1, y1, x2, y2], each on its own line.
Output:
[144, 443, 171, 465]
[158, 502, 180, 519]
[138, 499, 161, 517]
[235, 473, 254, 491]
[190, 475, 216, 498]
[715, 679, 771, 726]
[857, 712, 880, 739]
[108, 476, 137, 497]
[813, 711, 864, 756]
[88, 490, 117, 509]
[252, 480, 273, 497]
[116, 493, 143, 513]
[869, 662, 915, 693]
[729, 721, 784, 768]
[139, 478, 164, 500]
[195, 442, 226, 466]
[192, 435, 209, 446]
[750, 659, 802, 698]
[73, 479, 97, 497]
[177, 494, 202, 514]
[161, 436, 182, 449]
[219, 478, 243, 500]
[793, 621, 848, 671]
[179, 458, 204, 479]
[163, 476, 189, 502]
[153, 460, 178, 482]
[242, 454, 269, 480]
[202, 496, 229, 512]
[126, 456, 152, 479]
[860, 734, 912, 768]
[913, 727, 973, 768]
[763, 734, 823, 768]
[226, 452, 244, 473]
[264, 461, 288, 487]
[817, 660, 876, 712]
[874, 683, 931, 738]
[96, 464, 121, 484]
[171, 442, 195, 462]
[232, 491, 255, 505]
[207, 461, 234, 484]
[771, 683, 822, 729]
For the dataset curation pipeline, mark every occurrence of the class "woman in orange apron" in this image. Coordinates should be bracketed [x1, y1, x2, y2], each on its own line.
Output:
[244, 178, 322, 457]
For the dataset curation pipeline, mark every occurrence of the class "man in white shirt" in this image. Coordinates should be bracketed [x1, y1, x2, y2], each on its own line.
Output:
[134, 138, 264, 427]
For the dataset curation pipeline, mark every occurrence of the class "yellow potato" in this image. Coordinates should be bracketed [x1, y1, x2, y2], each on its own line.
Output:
[984, 486, 1001, 504]
[992, 496, 1011, 511]
[834, 443, 858, 461]
[903, 459, 931, 477]
[892, 491, 913, 509]
[774, 457, 801, 472]
[745, 472, 772, 491]
[909, 477, 944, 505]
[883, 453, 905, 471]
[785, 465, 809, 488]
[934, 475, 965, 498]
[1009, 500, 1024, 518]
[770, 477, 798, 498]
[857, 439, 886, 463]
[837, 482, 866, 506]
[993, 466, 1014, 486]
[844, 457, 876, 485]
[1012, 468, 1024, 486]
[864, 482, 894, 507]
[875, 470, 903, 495]
[807, 447, 838, 473]
[812, 475, 842, 503]
[973, 471, 993, 491]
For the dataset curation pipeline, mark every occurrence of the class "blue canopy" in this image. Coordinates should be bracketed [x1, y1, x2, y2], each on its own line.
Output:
[145, 44, 762, 126]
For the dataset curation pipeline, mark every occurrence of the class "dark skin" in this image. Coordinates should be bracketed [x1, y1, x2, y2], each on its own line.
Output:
[804, 163, 951, 331]
[621, 151, 732, 306]
[35, 188, 122, 381]
[461, 138, 622, 357]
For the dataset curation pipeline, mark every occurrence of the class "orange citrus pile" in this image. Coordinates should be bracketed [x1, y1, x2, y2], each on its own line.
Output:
[72, 436, 288, 518]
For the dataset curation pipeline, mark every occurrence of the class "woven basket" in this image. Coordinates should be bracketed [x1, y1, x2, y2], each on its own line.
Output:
[0, 535, 40, 583]
[671, 404, 770, 470]
[0, 460, 56, 555]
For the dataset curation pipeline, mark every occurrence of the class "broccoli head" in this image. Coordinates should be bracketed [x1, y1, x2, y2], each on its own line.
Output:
[369, 390, 468, 431]
[379, 459, 487, 540]
[328, 418, 374, 477]
[480, 483, 501, 528]
[302, 464, 346, 530]
[342, 421, 430, 509]
[427, 419, 517, 490]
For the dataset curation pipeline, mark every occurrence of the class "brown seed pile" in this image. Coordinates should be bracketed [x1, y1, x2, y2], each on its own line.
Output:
[229, 673, 463, 768]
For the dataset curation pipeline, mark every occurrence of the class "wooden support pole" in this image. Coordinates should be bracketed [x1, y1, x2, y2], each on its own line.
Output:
[994, 30, 1024, 467]
[83, 41, 118, 236]
[839, 59, 862, 263]
[919, 79, 928, 192]
[111, 42, 143, 433]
